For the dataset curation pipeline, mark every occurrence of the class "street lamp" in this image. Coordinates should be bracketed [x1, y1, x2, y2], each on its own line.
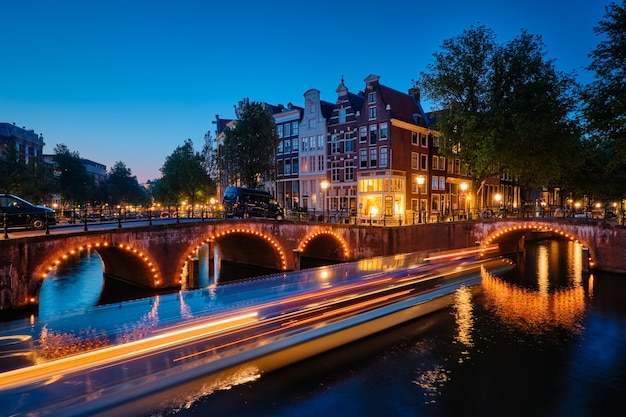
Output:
[416, 175, 425, 223]
[460, 182, 468, 219]
[320, 180, 329, 222]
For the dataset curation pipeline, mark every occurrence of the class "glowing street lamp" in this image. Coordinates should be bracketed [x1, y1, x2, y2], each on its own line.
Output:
[460, 182, 468, 218]
[320, 180, 329, 222]
[416, 175, 426, 223]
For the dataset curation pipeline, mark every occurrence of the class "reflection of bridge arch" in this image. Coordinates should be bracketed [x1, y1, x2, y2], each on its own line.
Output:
[34, 241, 162, 303]
[298, 229, 349, 263]
[179, 226, 288, 282]
[477, 221, 596, 269]
[480, 266, 585, 332]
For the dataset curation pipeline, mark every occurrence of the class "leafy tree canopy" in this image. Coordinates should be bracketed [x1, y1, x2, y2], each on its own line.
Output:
[158, 139, 213, 205]
[581, 1, 626, 199]
[104, 161, 148, 206]
[418, 25, 582, 191]
[222, 98, 279, 188]
[52, 144, 95, 205]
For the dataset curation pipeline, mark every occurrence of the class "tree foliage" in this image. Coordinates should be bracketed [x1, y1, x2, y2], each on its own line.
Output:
[103, 161, 148, 206]
[52, 144, 95, 205]
[158, 139, 213, 205]
[581, 1, 626, 199]
[418, 25, 582, 191]
[222, 98, 279, 188]
[0, 145, 56, 202]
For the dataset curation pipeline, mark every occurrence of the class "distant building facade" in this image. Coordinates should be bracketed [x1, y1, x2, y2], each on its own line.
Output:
[0, 122, 45, 164]
[298, 89, 334, 213]
[270, 103, 303, 210]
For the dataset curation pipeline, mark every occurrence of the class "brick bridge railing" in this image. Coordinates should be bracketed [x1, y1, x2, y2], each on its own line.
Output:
[1, 218, 624, 312]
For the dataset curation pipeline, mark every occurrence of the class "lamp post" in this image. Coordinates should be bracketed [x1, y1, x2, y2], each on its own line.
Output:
[320, 180, 329, 222]
[494, 193, 502, 217]
[460, 182, 468, 220]
[416, 175, 425, 223]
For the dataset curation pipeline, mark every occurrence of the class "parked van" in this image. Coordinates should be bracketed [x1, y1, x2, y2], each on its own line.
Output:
[222, 186, 284, 220]
[0, 194, 56, 230]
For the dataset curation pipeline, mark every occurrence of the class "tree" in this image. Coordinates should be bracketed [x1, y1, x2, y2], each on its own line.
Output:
[489, 30, 581, 189]
[104, 161, 148, 206]
[0, 144, 30, 194]
[222, 98, 279, 188]
[52, 144, 95, 206]
[581, 1, 626, 199]
[418, 25, 582, 191]
[418, 25, 498, 184]
[158, 139, 213, 207]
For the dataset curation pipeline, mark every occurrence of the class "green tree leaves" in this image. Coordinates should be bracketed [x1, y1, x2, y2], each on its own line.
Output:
[418, 25, 581, 192]
[156, 138, 213, 206]
[53, 144, 95, 205]
[222, 99, 279, 189]
[581, 1, 626, 200]
[104, 161, 148, 206]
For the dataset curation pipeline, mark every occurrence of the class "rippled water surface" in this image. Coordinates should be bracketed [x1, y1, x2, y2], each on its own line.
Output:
[162, 240, 626, 417]
[30, 240, 626, 417]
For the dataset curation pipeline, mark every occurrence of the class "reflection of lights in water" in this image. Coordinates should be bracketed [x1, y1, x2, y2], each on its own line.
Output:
[481, 269, 585, 334]
[358, 257, 383, 271]
[453, 286, 474, 348]
[116, 296, 160, 344]
[569, 241, 583, 286]
[161, 365, 262, 413]
[179, 291, 193, 319]
[413, 364, 450, 402]
[537, 245, 549, 295]
[588, 274, 595, 299]
[38, 326, 108, 361]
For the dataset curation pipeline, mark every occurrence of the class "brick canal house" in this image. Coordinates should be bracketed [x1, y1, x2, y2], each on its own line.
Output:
[212, 74, 521, 222]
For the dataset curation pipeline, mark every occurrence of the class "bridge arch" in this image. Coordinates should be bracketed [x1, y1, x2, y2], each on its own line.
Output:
[178, 226, 289, 283]
[476, 221, 596, 269]
[34, 240, 163, 300]
[297, 229, 349, 264]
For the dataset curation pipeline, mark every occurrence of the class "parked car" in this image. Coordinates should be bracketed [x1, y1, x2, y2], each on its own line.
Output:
[222, 186, 284, 220]
[0, 194, 56, 230]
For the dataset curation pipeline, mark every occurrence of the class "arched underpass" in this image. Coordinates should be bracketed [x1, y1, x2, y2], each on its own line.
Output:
[298, 230, 349, 269]
[203, 230, 287, 283]
[478, 222, 592, 271]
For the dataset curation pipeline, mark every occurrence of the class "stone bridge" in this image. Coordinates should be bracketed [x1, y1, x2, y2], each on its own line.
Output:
[1, 218, 624, 312]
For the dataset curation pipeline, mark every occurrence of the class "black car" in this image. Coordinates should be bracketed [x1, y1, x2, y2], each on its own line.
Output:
[0, 194, 56, 230]
[222, 186, 284, 220]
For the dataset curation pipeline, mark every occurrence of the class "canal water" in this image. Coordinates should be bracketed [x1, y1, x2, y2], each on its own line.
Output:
[32, 239, 626, 416]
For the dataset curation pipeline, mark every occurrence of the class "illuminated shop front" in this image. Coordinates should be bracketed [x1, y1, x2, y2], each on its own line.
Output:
[357, 170, 405, 223]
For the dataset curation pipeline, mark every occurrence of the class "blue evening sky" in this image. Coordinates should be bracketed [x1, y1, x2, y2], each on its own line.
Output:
[1, 0, 613, 182]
